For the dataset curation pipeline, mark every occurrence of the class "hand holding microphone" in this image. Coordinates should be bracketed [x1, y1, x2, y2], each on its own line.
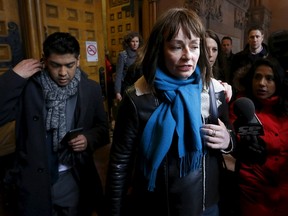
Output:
[233, 97, 267, 164]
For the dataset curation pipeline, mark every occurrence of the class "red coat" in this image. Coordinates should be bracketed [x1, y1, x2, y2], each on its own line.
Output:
[105, 56, 113, 83]
[231, 96, 288, 216]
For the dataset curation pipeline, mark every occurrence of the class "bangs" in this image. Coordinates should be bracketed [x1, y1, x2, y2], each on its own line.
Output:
[163, 11, 203, 41]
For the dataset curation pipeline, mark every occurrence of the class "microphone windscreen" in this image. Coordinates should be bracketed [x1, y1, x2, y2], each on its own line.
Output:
[233, 97, 255, 122]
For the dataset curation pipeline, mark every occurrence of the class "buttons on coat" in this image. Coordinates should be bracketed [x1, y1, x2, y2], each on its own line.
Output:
[37, 168, 44, 173]
[33, 116, 39, 121]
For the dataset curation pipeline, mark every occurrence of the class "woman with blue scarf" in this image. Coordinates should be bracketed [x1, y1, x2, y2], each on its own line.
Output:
[106, 8, 234, 216]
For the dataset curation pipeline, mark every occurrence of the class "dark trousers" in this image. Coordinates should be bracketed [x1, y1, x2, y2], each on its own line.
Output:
[51, 170, 79, 216]
[202, 204, 219, 216]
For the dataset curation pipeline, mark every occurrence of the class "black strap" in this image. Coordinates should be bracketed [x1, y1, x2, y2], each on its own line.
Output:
[209, 81, 219, 125]
[209, 81, 228, 170]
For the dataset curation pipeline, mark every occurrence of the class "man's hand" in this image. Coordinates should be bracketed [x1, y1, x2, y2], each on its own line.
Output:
[13, 59, 43, 79]
[68, 134, 88, 152]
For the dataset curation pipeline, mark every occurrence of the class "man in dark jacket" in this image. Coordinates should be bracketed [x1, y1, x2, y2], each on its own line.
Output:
[221, 36, 235, 84]
[0, 32, 109, 216]
[230, 25, 269, 101]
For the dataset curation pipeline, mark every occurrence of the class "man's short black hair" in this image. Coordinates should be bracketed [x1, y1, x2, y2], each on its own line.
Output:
[247, 25, 264, 35]
[43, 32, 80, 58]
[221, 36, 232, 43]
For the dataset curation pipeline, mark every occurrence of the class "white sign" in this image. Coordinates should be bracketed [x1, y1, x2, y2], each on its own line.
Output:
[86, 41, 98, 62]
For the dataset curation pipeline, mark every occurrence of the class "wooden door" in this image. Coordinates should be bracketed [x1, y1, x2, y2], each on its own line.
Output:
[40, 0, 106, 82]
[0, 0, 23, 76]
[1, 0, 107, 83]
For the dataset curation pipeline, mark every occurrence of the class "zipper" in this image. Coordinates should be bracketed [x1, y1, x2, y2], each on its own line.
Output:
[201, 114, 206, 212]
[164, 155, 170, 216]
[202, 152, 206, 212]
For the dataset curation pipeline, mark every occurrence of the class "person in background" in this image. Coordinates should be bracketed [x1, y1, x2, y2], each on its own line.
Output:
[231, 25, 269, 85]
[205, 29, 227, 81]
[230, 57, 288, 216]
[205, 30, 232, 103]
[221, 36, 235, 83]
[105, 50, 115, 124]
[0, 32, 109, 216]
[205, 30, 237, 215]
[114, 31, 143, 102]
[106, 8, 234, 216]
[221, 36, 234, 58]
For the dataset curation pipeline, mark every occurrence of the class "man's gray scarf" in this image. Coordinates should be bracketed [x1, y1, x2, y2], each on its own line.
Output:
[39, 68, 81, 152]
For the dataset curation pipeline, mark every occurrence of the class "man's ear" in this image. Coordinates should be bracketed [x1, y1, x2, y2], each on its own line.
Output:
[41, 54, 47, 68]
[41, 53, 45, 61]
[76, 55, 80, 67]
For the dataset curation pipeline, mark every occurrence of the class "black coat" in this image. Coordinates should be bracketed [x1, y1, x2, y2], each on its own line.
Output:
[231, 43, 269, 80]
[0, 69, 109, 216]
[106, 77, 233, 216]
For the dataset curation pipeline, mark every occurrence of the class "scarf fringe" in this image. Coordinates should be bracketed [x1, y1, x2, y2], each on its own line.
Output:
[147, 169, 157, 191]
[145, 151, 203, 191]
[142, 157, 159, 192]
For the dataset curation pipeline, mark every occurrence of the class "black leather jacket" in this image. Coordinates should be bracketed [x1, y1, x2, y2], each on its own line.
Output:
[106, 77, 233, 216]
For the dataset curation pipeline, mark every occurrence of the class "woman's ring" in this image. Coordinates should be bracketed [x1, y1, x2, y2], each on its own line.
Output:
[212, 129, 216, 137]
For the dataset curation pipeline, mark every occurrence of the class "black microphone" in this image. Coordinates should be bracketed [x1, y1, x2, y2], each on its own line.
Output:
[233, 97, 264, 136]
[233, 97, 266, 164]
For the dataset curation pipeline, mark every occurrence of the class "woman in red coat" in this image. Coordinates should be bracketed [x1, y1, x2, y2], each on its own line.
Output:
[230, 57, 288, 216]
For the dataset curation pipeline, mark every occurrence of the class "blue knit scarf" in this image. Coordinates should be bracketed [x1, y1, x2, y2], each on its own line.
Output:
[140, 67, 203, 191]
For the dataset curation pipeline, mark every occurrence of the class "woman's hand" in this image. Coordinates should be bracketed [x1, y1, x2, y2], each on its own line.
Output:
[219, 81, 232, 103]
[201, 119, 230, 150]
[115, 92, 122, 102]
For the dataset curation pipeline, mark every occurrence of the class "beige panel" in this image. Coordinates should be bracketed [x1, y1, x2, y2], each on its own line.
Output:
[46, 4, 59, 18]
[0, 0, 21, 67]
[0, 121, 16, 157]
[0, 44, 11, 61]
[0, 20, 7, 35]
[0, 68, 8, 76]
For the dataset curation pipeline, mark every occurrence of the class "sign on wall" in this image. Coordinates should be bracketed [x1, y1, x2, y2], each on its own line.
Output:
[86, 41, 98, 62]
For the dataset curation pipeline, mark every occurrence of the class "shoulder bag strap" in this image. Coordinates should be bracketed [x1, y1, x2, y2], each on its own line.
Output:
[209, 81, 219, 125]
